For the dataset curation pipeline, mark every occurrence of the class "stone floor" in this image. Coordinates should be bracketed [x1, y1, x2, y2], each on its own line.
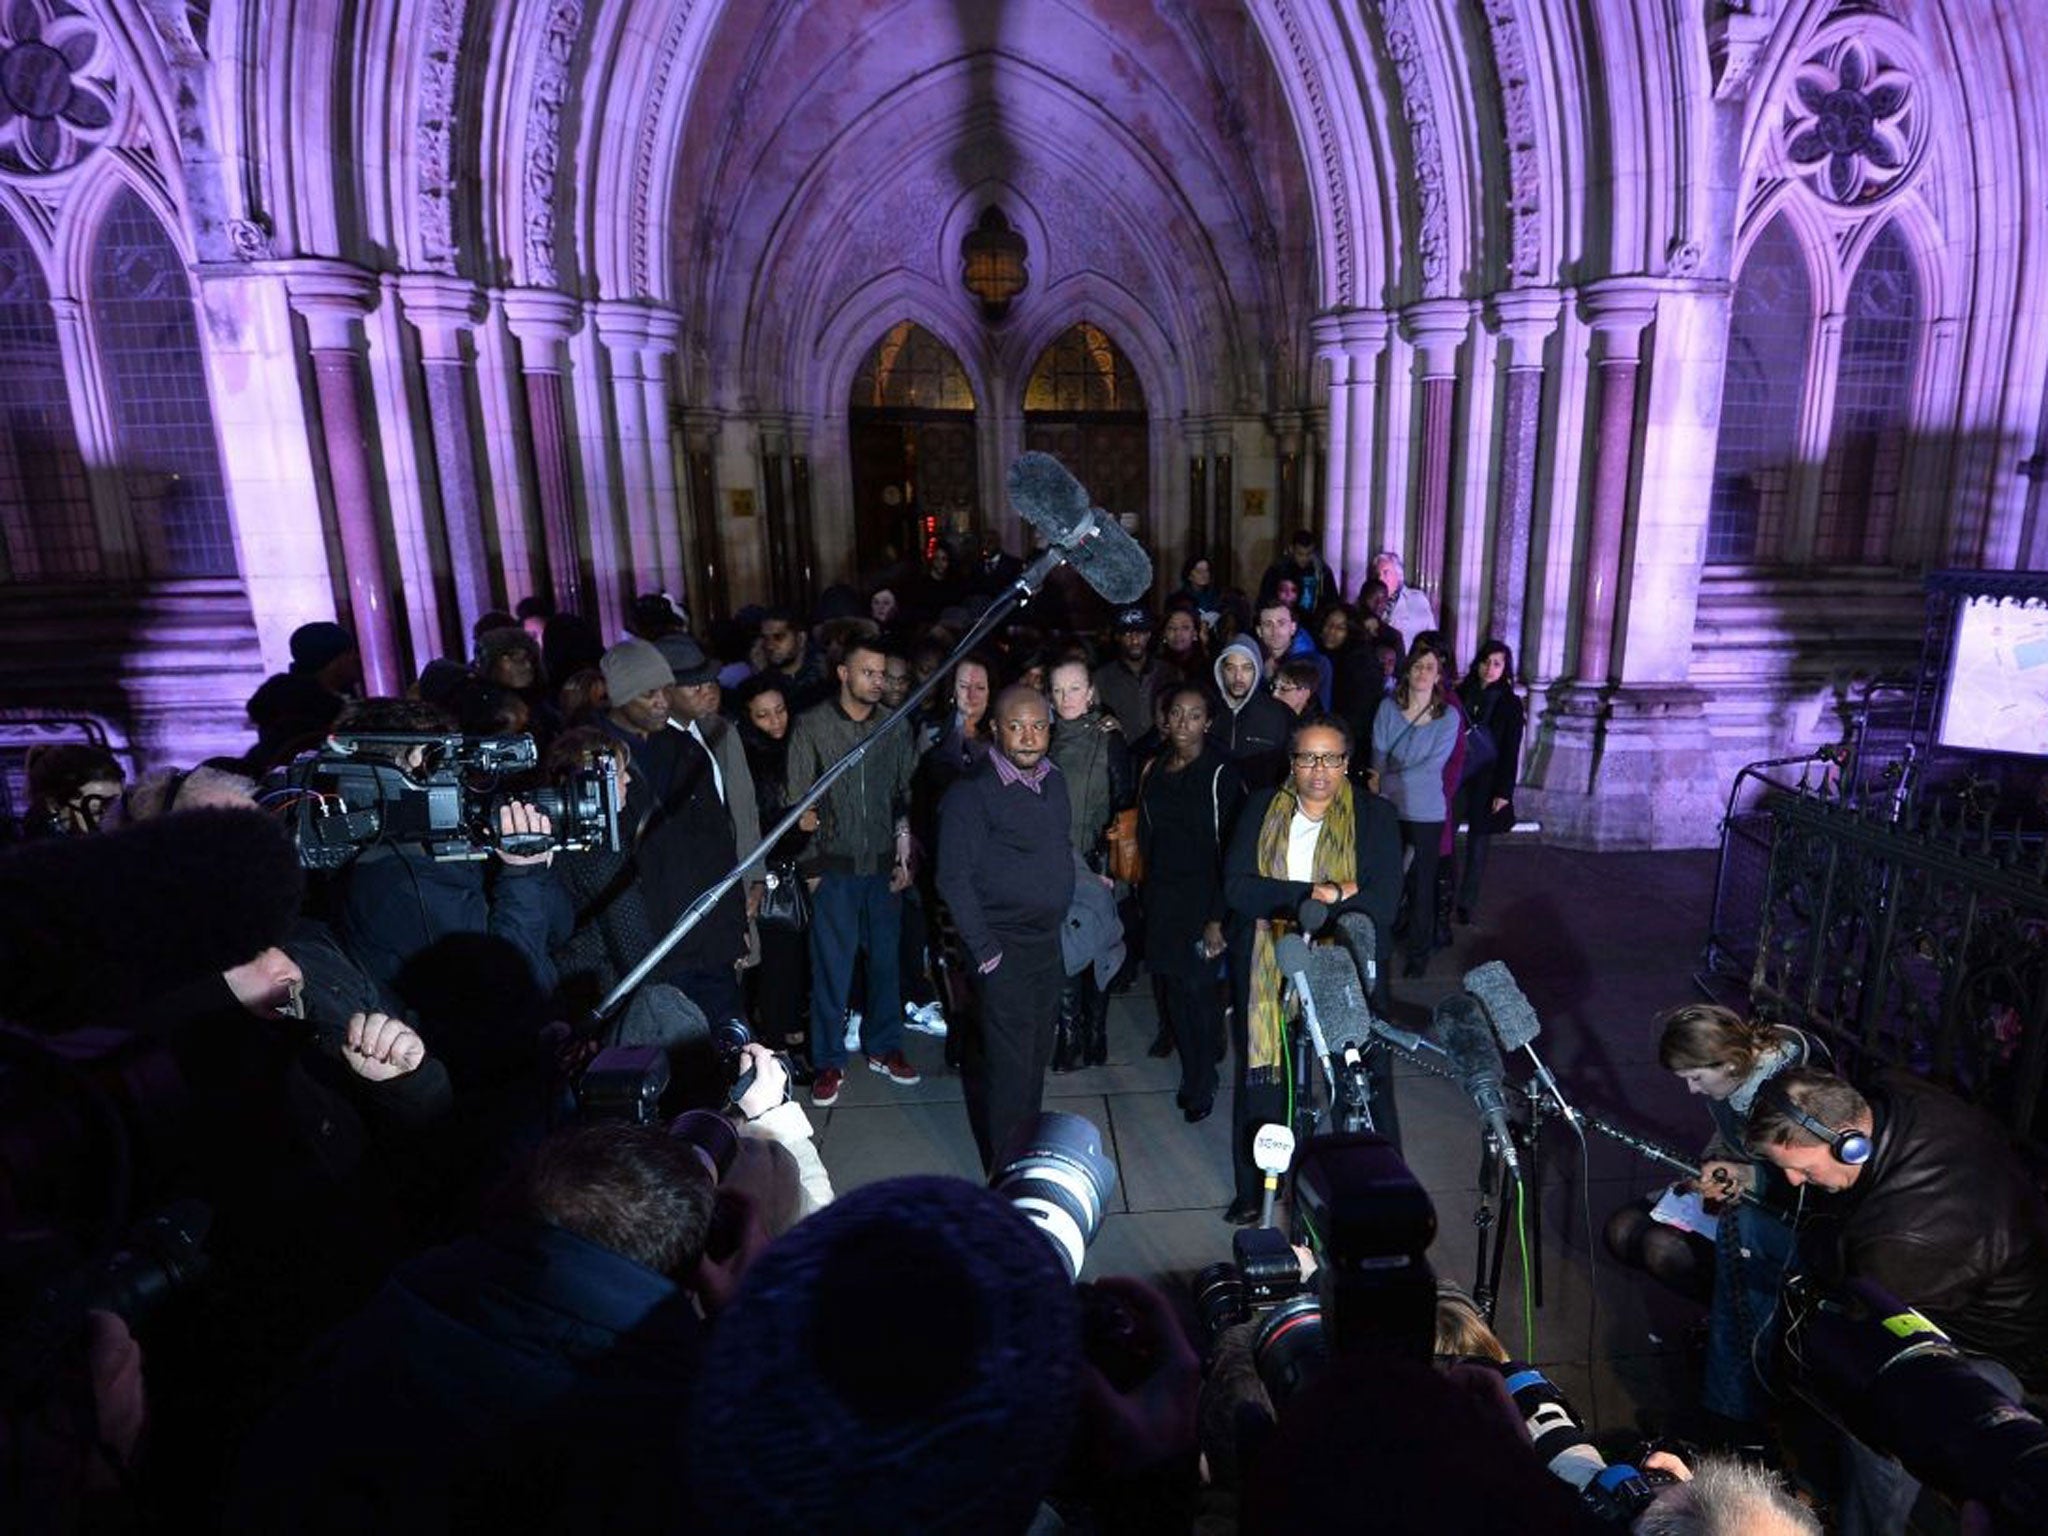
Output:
[810, 835, 1725, 1441]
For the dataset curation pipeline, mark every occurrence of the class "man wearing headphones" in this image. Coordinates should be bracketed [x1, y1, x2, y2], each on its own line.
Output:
[1746, 1067, 2048, 1534]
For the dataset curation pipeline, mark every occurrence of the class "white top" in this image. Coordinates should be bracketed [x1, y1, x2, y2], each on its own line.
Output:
[1387, 585, 1437, 639]
[1287, 810, 1323, 881]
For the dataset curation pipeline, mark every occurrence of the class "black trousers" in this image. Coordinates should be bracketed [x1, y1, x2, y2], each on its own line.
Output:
[964, 930, 1065, 1174]
[1162, 970, 1223, 1110]
[1397, 820, 1443, 967]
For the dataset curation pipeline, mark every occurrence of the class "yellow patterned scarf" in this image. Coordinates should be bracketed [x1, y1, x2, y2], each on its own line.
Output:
[1247, 781, 1358, 1081]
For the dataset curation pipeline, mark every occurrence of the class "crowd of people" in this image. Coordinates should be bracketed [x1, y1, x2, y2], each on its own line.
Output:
[5, 522, 2042, 1532]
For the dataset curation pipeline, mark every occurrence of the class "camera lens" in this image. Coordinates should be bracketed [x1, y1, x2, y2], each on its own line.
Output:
[1252, 1293, 1328, 1408]
[1192, 1261, 1249, 1342]
[712, 1018, 753, 1059]
[991, 1111, 1118, 1281]
[667, 1108, 740, 1181]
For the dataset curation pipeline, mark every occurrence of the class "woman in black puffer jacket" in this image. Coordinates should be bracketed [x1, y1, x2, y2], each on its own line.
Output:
[731, 676, 817, 1057]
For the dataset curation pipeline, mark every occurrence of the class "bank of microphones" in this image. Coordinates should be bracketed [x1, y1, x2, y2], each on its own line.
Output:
[1284, 902, 1559, 1179]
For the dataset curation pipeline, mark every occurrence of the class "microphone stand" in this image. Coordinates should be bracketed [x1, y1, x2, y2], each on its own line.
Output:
[1470, 1081, 1546, 1328]
[591, 545, 1069, 1025]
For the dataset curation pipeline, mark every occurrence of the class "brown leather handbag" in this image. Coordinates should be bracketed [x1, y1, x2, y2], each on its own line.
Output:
[1106, 806, 1143, 884]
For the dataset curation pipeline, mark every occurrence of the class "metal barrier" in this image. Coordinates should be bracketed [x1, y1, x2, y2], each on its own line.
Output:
[1748, 790, 2048, 1151]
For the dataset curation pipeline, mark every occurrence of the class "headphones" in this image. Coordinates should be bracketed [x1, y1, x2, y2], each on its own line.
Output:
[1760, 1079, 1872, 1166]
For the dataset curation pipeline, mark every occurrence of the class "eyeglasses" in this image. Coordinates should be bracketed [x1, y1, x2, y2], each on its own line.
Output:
[1290, 751, 1348, 769]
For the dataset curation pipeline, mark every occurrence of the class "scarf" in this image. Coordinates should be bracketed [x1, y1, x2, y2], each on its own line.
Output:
[1246, 781, 1357, 1082]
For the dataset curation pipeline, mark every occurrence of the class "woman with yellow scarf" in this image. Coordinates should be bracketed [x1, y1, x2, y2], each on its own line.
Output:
[1221, 717, 1404, 1223]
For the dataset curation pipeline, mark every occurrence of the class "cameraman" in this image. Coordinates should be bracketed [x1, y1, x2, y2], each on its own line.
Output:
[325, 698, 563, 1010]
[1746, 1068, 2048, 1534]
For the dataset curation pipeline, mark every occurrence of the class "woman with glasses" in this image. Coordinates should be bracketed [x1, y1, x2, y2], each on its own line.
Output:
[1137, 687, 1245, 1123]
[1372, 639, 1459, 978]
[1221, 718, 1403, 1224]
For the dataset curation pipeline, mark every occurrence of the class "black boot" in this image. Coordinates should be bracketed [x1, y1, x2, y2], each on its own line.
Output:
[1051, 977, 1083, 1074]
[1085, 982, 1111, 1067]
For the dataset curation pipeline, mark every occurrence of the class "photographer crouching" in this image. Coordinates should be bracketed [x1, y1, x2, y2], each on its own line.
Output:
[1746, 1067, 2048, 1533]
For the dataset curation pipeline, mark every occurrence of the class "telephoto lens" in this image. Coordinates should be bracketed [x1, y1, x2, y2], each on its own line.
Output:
[668, 1108, 740, 1181]
[1193, 1262, 1250, 1344]
[990, 1112, 1119, 1281]
[1252, 1293, 1328, 1407]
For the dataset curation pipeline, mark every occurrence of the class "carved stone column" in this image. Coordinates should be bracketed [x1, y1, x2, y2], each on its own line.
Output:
[1270, 410, 1304, 532]
[757, 415, 793, 607]
[284, 261, 404, 695]
[789, 418, 819, 608]
[1185, 417, 1212, 575]
[592, 301, 664, 592]
[680, 408, 729, 623]
[398, 275, 495, 636]
[1483, 288, 1561, 669]
[1573, 283, 1660, 687]
[1400, 299, 1471, 621]
[498, 289, 586, 616]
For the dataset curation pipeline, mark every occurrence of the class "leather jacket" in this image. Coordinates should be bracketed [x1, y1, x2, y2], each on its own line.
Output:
[1811, 1071, 2048, 1384]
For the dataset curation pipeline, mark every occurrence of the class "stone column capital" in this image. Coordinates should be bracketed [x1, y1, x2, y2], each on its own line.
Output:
[497, 287, 584, 362]
[1579, 279, 1664, 360]
[1311, 307, 1391, 363]
[591, 298, 682, 354]
[1399, 298, 1473, 376]
[279, 259, 380, 349]
[680, 407, 722, 451]
[397, 274, 485, 360]
[1484, 286, 1563, 356]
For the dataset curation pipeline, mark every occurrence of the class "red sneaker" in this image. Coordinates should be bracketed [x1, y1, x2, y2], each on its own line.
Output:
[812, 1067, 844, 1107]
[866, 1051, 922, 1086]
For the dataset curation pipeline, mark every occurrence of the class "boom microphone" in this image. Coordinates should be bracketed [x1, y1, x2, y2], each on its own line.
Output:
[1006, 452, 1154, 604]
[1331, 910, 1380, 999]
[0, 808, 305, 1028]
[1434, 994, 1520, 1177]
[1275, 933, 1338, 1098]
[1462, 961, 1542, 1052]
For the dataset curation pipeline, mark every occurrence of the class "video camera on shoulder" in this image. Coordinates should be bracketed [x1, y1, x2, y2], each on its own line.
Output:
[282, 730, 621, 869]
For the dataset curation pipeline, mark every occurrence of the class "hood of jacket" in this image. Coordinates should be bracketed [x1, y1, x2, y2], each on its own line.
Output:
[1213, 637, 1265, 716]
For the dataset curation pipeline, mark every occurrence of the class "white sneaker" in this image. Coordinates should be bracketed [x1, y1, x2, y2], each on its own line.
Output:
[843, 1010, 862, 1052]
[903, 1002, 948, 1038]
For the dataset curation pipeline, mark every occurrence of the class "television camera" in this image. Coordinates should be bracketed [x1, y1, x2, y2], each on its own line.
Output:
[281, 731, 621, 869]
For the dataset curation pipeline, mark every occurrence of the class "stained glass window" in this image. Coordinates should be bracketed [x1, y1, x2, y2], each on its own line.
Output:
[1815, 222, 1917, 565]
[1023, 322, 1146, 415]
[89, 187, 238, 577]
[849, 321, 976, 411]
[0, 209, 96, 580]
[1706, 217, 1812, 564]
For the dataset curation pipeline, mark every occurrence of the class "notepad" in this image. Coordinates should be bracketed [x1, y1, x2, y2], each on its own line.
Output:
[1649, 1183, 1720, 1241]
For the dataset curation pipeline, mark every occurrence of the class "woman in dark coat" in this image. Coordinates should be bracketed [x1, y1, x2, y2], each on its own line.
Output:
[731, 677, 817, 1055]
[1224, 715, 1404, 1223]
[1453, 640, 1524, 925]
[1138, 687, 1244, 1122]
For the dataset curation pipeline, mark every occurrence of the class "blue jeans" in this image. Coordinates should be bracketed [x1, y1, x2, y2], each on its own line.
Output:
[1703, 1198, 1798, 1422]
[808, 874, 903, 1069]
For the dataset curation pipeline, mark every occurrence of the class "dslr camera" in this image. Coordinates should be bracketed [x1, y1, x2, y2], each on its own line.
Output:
[283, 730, 621, 869]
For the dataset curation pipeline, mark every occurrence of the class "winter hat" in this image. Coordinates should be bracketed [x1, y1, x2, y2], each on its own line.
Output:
[289, 621, 356, 674]
[652, 633, 719, 687]
[687, 1175, 1082, 1534]
[600, 638, 674, 704]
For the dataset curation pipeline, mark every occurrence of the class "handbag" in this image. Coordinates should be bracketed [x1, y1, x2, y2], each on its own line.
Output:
[757, 860, 810, 932]
[1106, 807, 1143, 885]
[1457, 718, 1499, 791]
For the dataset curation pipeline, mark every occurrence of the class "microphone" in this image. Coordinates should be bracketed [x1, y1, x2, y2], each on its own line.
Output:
[1462, 960, 1542, 1051]
[1434, 994, 1520, 1176]
[1006, 452, 1154, 604]
[1463, 959, 1579, 1129]
[1330, 910, 1380, 1000]
[1296, 896, 1329, 934]
[1274, 933, 1338, 1099]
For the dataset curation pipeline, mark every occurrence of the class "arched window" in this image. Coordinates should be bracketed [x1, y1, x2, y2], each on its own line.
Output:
[1022, 322, 1148, 534]
[1815, 222, 1917, 565]
[848, 321, 979, 563]
[1706, 217, 1812, 564]
[0, 209, 95, 580]
[89, 187, 237, 577]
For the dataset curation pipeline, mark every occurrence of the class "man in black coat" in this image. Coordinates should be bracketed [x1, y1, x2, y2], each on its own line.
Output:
[938, 686, 1077, 1173]
[1748, 1068, 2048, 1535]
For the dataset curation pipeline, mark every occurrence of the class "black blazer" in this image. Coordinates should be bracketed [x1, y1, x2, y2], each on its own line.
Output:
[1223, 785, 1403, 975]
